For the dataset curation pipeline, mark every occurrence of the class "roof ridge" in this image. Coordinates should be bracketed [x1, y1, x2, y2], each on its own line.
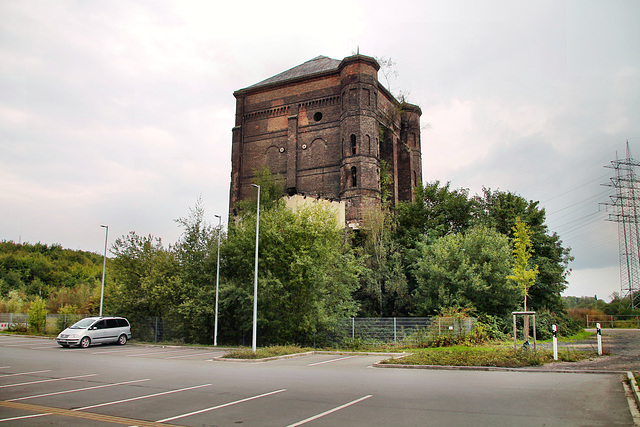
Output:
[244, 56, 341, 90]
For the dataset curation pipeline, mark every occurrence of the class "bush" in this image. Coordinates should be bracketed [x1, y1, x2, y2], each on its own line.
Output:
[27, 296, 48, 334]
[56, 305, 81, 331]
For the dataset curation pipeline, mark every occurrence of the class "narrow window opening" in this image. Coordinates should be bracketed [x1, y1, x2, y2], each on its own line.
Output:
[350, 134, 357, 155]
[351, 166, 357, 187]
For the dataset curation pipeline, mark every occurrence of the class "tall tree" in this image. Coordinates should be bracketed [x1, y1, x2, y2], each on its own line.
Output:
[221, 201, 361, 345]
[355, 206, 410, 317]
[412, 226, 518, 317]
[507, 217, 539, 312]
[472, 189, 573, 312]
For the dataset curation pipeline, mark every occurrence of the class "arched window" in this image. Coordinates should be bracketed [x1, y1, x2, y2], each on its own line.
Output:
[351, 166, 357, 187]
[350, 134, 357, 155]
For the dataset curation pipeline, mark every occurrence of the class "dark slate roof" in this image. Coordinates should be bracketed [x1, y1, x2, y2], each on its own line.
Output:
[246, 56, 342, 90]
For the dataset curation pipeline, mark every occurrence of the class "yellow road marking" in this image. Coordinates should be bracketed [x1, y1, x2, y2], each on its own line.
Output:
[0, 400, 184, 426]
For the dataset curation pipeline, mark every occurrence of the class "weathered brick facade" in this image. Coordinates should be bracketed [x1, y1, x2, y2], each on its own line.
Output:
[230, 54, 422, 227]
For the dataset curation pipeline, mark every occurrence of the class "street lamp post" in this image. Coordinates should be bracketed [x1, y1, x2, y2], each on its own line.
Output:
[251, 184, 260, 353]
[99, 225, 108, 316]
[214, 214, 222, 346]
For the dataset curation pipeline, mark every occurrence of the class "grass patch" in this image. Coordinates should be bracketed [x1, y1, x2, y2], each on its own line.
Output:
[380, 345, 593, 368]
[222, 345, 311, 359]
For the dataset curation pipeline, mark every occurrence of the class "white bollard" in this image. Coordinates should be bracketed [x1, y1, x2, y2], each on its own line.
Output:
[596, 323, 602, 355]
[552, 324, 558, 360]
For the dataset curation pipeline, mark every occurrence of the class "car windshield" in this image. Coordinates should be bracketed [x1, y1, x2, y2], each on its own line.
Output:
[69, 318, 95, 329]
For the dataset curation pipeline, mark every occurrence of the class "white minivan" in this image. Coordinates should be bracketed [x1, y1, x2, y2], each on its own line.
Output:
[56, 316, 131, 348]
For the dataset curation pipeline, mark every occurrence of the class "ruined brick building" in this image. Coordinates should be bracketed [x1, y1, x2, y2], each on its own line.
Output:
[229, 54, 422, 227]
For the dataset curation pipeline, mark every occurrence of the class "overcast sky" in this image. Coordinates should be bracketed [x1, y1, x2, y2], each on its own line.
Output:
[1, 0, 639, 301]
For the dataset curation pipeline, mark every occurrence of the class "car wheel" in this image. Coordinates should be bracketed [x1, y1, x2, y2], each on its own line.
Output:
[79, 336, 91, 348]
[118, 334, 127, 345]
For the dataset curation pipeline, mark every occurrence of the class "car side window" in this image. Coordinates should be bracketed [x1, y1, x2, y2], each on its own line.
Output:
[116, 318, 129, 328]
[106, 319, 119, 328]
[94, 320, 106, 329]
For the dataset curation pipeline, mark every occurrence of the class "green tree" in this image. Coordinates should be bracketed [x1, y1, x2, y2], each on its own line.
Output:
[412, 226, 518, 317]
[221, 201, 360, 345]
[355, 206, 410, 316]
[110, 232, 180, 319]
[172, 197, 222, 343]
[5, 289, 25, 313]
[507, 217, 540, 312]
[28, 296, 48, 333]
[472, 189, 572, 312]
[396, 181, 473, 246]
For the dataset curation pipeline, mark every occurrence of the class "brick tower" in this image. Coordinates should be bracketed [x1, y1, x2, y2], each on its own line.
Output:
[230, 54, 422, 227]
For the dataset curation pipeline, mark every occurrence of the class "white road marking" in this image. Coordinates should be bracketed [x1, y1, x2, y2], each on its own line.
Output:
[0, 369, 52, 378]
[90, 347, 144, 354]
[8, 379, 151, 401]
[307, 355, 358, 366]
[75, 383, 213, 411]
[156, 389, 287, 423]
[0, 374, 97, 388]
[164, 351, 224, 359]
[125, 348, 191, 357]
[286, 395, 373, 427]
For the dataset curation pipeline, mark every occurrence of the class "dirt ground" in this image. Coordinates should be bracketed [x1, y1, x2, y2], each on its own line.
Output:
[532, 328, 640, 372]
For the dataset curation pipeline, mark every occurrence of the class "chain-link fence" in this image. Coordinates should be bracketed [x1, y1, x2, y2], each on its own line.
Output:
[1, 313, 476, 346]
[330, 317, 476, 347]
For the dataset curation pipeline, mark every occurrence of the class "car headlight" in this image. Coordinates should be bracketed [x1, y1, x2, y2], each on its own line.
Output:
[67, 334, 79, 338]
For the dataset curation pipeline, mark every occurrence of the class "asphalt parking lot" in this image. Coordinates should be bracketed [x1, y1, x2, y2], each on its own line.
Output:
[0, 335, 635, 426]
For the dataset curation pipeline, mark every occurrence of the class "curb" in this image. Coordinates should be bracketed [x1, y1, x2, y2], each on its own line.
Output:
[372, 362, 630, 374]
[628, 372, 640, 410]
[213, 350, 407, 363]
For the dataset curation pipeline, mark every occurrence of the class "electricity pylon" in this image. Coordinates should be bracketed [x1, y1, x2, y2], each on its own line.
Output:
[602, 141, 640, 309]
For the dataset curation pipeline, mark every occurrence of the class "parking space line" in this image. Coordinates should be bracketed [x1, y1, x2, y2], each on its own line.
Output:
[0, 374, 97, 389]
[164, 351, 224, 359]
[156, 388, 287, 423]
[0, 369, 52, 378]
[8, 378, 151, 401]
[308, 356, 358, 366]
[90, 347, 145, 354]
[0, 400, 181, 426]
[75, 383, 213, 411]
[125, 349, 192, 357]
[286, 395, 373, 427]
[4, 342, 47, 347]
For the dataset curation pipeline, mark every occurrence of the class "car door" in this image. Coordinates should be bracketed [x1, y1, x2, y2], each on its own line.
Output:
[104, 318, 120, 343]
[88, 320, 109, 344]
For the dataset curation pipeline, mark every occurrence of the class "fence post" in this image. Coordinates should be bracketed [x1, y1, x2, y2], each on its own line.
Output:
[155, 317, 158, 343]
[586, 314, 589, 328]
[438, 317, 441, 337]
[611, 316, 614, 329]
[393, 317, 397, 346]
[352, 317, 355, 343]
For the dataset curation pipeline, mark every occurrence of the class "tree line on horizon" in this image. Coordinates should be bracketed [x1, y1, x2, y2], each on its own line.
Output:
[2, 172, 626, 344]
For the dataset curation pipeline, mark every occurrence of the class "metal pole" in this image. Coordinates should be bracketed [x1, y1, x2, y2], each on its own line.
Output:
[597, 323, 603, 355]
[393, 317, 397, 346]
[552, 324, 558, 360]
[251, 184, 261, 353]
[586, 314, 589, 328]
[99, 225, 108, 316]
[214, 215, 222, 346]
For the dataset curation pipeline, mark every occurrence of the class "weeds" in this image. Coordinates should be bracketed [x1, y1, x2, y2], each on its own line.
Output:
[222, 345, 311, 359]
[380, 346, 593, 367]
